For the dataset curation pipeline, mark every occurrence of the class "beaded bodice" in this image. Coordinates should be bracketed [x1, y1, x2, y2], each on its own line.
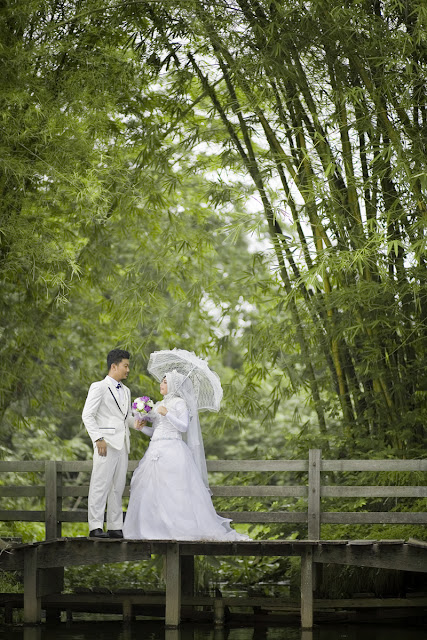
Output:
[150, 398, 183, 442]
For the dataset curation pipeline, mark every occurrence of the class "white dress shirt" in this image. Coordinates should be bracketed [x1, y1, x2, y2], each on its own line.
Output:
[106, 375, 124, 406]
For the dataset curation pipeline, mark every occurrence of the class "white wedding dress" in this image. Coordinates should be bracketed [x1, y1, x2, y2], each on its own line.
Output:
[123, 397, 250, 541]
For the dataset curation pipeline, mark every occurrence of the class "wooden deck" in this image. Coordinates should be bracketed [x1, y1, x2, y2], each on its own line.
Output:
[1, 449, 427, 628]
[1, 537, 427, 627]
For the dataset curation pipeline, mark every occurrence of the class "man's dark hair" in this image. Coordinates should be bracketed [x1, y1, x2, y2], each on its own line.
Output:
[107, 349, 130, 370]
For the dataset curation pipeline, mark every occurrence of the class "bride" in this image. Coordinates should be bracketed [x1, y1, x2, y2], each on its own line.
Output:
[123, 370, 250, 541]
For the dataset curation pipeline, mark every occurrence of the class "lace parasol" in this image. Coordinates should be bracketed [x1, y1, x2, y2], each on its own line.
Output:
[147, 348, 223, 412]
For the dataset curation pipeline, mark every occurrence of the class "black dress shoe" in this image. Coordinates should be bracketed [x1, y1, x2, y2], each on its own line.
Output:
[107, 529, 124, 539]
[89, 528, 109, 538]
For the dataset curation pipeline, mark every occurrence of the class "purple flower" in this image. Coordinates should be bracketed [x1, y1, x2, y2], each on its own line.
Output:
[133, 395, 154, 415]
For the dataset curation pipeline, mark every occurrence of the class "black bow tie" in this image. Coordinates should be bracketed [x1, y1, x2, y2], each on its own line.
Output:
[116, 383, 122, 390]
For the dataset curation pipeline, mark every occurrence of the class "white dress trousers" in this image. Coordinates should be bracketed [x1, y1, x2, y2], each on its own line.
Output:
[88, 444, 128, 531]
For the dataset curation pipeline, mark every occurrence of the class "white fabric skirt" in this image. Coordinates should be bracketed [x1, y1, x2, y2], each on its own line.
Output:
[123, 437, 250, 541]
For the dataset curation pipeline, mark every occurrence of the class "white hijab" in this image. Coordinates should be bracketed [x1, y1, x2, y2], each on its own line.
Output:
[164, 370, 210, 491]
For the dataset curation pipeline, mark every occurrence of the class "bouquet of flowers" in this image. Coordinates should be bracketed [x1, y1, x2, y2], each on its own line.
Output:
[132, 396, 154, 417]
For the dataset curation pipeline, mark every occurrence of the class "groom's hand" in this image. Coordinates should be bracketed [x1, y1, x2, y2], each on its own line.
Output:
[96, 439, 107, 456]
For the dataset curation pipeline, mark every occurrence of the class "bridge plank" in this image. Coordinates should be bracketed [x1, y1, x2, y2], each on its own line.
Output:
[209, 485, 307, 497]
[58, 460, 310, 473]
[322, 460, 427, 472]
[56, 461, 93, 472]
[3, 483, 424, 500]
[323, 512, 427, 524]
[206, 460, 309, 472]
[313, 543, 427, 572]
[218, 511, 308, 523]
[4, 592, 427, 613]
[5, 539, 151, 569]
[56, 510, 309, 524]
[60, 485, 307, 498]
[407, 538, 427, 547]
[57, 510, 427, 525]
[175, 540, 333, 557]
[0, 462, 45, 472]
[2, 539, 427, 577]
[313, 597, 427, 609]
[56, 483, 427, 500]
[322, 486, 427, 497]
[0, 511, 45, 522]
[0, 486, 45, 497]
[2, 457, 426, 474]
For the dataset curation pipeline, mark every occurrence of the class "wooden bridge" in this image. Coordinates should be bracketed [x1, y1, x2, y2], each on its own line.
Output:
[1, 449, 427, 628]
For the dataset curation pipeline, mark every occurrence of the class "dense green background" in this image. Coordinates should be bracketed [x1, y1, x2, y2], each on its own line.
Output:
[1, 0, 426, 596]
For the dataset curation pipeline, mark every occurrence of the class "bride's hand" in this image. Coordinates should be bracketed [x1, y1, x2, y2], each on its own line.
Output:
[134, 418, 147, 430]
[157, 406, 168, 416]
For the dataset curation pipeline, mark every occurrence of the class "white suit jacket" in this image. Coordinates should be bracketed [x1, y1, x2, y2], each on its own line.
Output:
[82, 376, 133, 452]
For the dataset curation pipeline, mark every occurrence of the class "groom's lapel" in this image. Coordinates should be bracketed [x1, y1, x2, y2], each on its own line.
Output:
[106, 383, 124, 415]
[123, 385, 131, 417]
[106, 382, 129, 419]
[124, 385, 130, 409]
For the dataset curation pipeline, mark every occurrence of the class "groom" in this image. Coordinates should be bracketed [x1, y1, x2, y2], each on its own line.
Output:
[82, 348, 134, 538]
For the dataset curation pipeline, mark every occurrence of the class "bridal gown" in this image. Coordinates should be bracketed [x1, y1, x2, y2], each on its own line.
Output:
[123, 397, 250, 541]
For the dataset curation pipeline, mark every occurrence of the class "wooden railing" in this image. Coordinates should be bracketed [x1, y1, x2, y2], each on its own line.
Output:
[1, 449, 427, 540]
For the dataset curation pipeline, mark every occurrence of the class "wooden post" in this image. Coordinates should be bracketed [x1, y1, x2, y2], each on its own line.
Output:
[45, 461, 61, 540]
[308, 449, 321, 540]
[23, 545, 41, 625]
[39, 565, 64, 625]
[23, 628, 42, 640]
[300, 547, 314, 629]
[214, 592, 225, 626]
[4, 602, 13, 624]
[122, 598, 133, 623]
[43, 461, 64, 622]
[304, 450, 319, 624]
[120, 627, 132, 640]
[181, 555, 194, 618]
[165, 543, 181, 627]
[307, 449, 322, 598]
[181, 555, 194, 596]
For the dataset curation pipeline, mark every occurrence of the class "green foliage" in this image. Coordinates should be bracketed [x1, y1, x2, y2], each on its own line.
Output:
[64, 559, 163, 593]
[1, 0, 427, 597]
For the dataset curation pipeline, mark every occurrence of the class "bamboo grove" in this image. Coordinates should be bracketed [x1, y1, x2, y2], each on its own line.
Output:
[0, 0, 426, 457]
[129, 0, 427, 454]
